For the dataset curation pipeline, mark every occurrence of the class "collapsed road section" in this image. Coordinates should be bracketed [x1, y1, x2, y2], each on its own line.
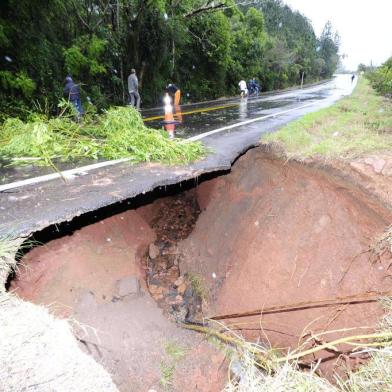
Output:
[3, 145, 392, 391]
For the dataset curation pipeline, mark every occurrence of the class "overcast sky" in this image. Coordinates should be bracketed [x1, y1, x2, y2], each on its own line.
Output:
[282, 0, 392, 70]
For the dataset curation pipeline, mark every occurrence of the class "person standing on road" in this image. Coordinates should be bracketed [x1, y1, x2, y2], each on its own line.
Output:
[166, 83, 181, 105]
[63, 76, 84, 118]
[351, 74, 355, 83]
[252, 77, 260, 96]
[128, 68, 141, 109]
[239, 79, 248, 97]
[165, 83, 182, 123]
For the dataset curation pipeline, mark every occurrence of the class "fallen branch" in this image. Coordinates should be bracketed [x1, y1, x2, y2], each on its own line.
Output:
[209, 291, 392, 321]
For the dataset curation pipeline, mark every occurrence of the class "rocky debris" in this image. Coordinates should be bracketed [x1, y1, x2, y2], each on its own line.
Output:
[141, 191, 204, 323]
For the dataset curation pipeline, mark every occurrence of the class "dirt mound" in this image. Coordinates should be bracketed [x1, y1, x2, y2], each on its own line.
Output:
[179, 147, 392, 377]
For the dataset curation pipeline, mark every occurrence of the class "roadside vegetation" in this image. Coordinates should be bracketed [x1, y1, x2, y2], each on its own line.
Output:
[264, 76, 392, 159]
[366, 56, 392, 98]
[0, 105, 206, 166]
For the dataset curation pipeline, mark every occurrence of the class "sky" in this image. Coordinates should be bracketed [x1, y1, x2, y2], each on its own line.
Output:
[283, 0, 392, 71]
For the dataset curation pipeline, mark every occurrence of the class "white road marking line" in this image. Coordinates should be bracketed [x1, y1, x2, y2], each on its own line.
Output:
[0, 101, 316, 193]
[186, 101, 315, 141]
[0, 158, 131, 192]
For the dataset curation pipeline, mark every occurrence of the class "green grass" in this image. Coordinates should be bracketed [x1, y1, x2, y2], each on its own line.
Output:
[188, 272, 207, 300]
[159, 361, 176, 389]
[264, 77, 392, 160]
[159, 340, 186, 389]
[0, 105, 206, 167]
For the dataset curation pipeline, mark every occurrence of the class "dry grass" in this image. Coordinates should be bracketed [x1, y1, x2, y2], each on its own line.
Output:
[184, 296, 392, 392]
[337, 297, 392, 391]
[225, 350, 336, 392]
[368, 225, 392, 265]
[0, 236, 23, 289]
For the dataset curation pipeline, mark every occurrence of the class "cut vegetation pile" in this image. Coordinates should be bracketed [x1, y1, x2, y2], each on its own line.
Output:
[264, 77, 392, 159]
[0, 106, 206, 166]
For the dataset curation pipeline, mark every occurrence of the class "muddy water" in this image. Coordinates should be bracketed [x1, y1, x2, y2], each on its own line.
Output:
[10, 147, 392, 388]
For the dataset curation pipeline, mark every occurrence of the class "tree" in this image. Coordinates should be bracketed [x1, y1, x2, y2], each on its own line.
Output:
[0, 0, 338, 118]
[318, 21, 340, 78]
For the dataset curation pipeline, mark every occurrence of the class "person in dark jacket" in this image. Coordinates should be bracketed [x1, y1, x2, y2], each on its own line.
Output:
[128, 68, 141, 109]
[63, 76, 84, 117]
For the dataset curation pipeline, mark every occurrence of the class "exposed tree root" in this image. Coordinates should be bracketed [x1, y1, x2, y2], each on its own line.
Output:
[209, 291, 392, 321]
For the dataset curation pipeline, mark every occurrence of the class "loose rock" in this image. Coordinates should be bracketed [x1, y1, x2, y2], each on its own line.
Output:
[148, 243, 160, 259]
[174, 276, 185, 287]
[116, 276, 141, 297]
[177, 283, 187, 295]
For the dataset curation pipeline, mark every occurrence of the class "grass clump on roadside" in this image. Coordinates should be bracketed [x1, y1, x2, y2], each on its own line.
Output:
[0, 105, 206, 167]
[264, 77, 392, 160]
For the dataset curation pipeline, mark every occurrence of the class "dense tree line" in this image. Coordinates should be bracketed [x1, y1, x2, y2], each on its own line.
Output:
[0, 0, 340, 118]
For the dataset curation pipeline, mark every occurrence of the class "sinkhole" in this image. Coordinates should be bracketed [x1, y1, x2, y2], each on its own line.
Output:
[5, 147, 392, 391]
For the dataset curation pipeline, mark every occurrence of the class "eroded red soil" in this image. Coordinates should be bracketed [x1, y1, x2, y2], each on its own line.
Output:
[179, 148, 392, 378]
[10, 147, 392, 388]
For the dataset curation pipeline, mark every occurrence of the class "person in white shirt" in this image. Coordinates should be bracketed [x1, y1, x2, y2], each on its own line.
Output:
[238, 79, 248, 97]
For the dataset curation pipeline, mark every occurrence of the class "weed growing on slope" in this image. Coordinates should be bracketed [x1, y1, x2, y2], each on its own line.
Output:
[159, 340, 186, 389]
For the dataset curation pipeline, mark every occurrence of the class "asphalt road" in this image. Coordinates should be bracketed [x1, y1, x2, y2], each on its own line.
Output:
[0, 75, 356, 238]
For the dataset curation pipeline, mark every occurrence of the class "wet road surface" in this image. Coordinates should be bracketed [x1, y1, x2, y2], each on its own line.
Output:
[143, 75, 353, 138]
[0, 75, 355, 188]
[0, 75, 357, 237]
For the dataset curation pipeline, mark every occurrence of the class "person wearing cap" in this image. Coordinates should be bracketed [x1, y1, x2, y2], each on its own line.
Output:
[128, 68, 141, 109]
[63, 76, 84, 117]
